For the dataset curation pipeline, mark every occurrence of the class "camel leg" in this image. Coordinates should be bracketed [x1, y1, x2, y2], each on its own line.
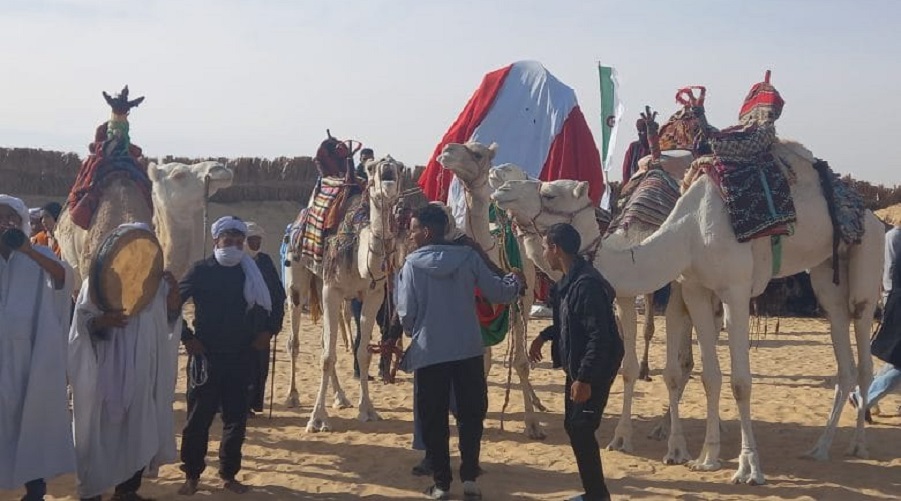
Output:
[483, 346, 493, 378]
[338, 300, 351, 352]
[722, 293, 765, 485]
[681, 284, 724, 472]
[639, 292, 656, 381]
[513, 292, 546, 439]
[662, 282, 701, 465]
[330, 363, 351, 409]
[650, 282, 694, 441]
[306, 285, 341, 432]
[356, 287, 384, 422]
[284, 269, 306, 408]
[804, 261, 859, 460]
[607, 296, 638, 453]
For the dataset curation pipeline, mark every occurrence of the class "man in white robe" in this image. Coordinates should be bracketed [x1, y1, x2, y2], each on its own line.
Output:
[69, 224, 182, 501]
[0, 195, 75, 501]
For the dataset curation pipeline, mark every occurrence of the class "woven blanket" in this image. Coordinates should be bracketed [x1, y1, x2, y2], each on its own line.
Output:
[299, 177, 348, 266]
[712, 155, 795, 242]
[322, 194, 368, 280]
[707, 123, 796, 242]
[608, 169, 681, 234]
[67, 154, 153, 230]
[812, 160, 866, 245]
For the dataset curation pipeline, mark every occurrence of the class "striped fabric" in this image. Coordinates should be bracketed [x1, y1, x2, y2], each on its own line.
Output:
[609, 169, 681, 234]
[300, 177, 346, 265]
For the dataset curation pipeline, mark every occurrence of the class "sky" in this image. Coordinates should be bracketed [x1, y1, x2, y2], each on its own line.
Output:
[1, 0, 899, 185]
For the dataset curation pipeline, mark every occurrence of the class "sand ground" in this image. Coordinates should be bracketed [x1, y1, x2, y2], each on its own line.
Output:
[7, 314, 899, 501]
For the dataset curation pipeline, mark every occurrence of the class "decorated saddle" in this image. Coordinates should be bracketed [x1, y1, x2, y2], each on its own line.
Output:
[608, 169, 682, 234]
[67, 87, 153, 230]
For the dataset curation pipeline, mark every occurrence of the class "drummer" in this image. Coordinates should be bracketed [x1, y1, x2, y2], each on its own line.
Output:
[68, 222, 182, 501]
[176, 216, 271, 495]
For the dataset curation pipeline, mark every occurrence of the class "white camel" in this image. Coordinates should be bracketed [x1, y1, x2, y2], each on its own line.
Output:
[57, 160, 234, 282]
[489, 160, 704, 451]
[492, 139, 883, 485]
[284, 156, 403, 432]
[438, 142, 546, 439]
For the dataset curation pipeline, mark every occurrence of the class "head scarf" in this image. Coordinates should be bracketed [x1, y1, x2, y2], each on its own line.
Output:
[42, 202, 63, 222]
[208, 216, 271, 312]
[211, 216, 247, 238]
[0, 194, 32, 235]
[244, 222, 265, 258]
[739, 70, 785, 124]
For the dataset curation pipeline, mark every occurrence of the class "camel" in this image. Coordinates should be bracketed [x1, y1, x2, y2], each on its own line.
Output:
[283, 155, 403, 432]
[488, 161, 702, 452]
[492, 138, 883, 485]
[57, 161, 234, 283]
[437, 142, 546, 439]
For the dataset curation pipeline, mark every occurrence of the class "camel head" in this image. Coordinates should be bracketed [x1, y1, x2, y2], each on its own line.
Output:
[365, 155, 403, 207]
[491, 179, 590, 231]
[488, 163, 528, 190]
[437, 141, 497, 187]
[148, 161, 234, 216]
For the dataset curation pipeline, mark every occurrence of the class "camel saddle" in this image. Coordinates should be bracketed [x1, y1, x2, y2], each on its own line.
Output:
[634, 149, 694, 183]
[90, 225, 163, 316]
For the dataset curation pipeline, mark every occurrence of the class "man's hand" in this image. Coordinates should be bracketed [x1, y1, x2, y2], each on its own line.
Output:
[184, 338, 206, 356]
[252, 331, 272, 351]
[93, 311, 129, 331]
[528, 336, 545, 363]
[571, 380, 592, 404]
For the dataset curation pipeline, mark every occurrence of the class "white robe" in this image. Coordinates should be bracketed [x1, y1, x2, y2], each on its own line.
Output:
[0, 246, 75, 489]
[69, 279, 181, 498]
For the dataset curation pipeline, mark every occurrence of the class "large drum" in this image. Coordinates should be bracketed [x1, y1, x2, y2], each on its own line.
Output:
[89, 225, 163, 316]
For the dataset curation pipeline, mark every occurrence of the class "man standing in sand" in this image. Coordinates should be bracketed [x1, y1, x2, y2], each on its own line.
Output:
[529, 223, 624, 501]
[176, 217, 271, 495]
[396, 204, 523, 500]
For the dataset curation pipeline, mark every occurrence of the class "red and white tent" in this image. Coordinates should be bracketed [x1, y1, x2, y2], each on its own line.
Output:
[418, 60, 605, 208]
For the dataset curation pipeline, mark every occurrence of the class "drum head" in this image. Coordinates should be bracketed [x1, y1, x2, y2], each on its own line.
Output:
[90, 226, 163, 317]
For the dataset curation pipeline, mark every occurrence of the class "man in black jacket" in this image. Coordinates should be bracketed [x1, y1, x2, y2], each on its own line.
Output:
[529, 223, 624, 501]
[245, 222, 287, 416]
[177, 216, 272, 495]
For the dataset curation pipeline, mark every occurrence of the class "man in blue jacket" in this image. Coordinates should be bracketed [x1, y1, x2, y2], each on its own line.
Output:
[396, 204, 523, 500]
[529, 223, 624, 501]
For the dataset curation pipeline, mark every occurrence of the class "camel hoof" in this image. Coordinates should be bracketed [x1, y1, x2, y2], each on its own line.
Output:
[333, 395, 353, 409]
[525, 423, 547, 440]
[648, 423, 669, 441]
[606, 436, 633, 453]
[688, 459, 722, 472]
[663, 447, 691, 465]
[638, 362, 651, 381]
[731, 471, 766, 485]
[846, 442, 869, 459]
[285, 392, 300, 409]
[305, 418, 331, 433]
[802, 447, 829, 462]
[357, 407, 382, 422]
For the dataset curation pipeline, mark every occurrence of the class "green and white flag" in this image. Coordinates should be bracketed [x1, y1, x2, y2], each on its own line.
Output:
[598, 64, 623, 171]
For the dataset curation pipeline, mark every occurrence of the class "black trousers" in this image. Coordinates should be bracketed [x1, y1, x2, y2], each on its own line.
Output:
[23, 479, 45, 501]
[180, 352, 251, 480]
[416, 356, 487, 490]
[248, 345, 270, 412]
[77, 468, 144, 500]
[564, 375, 616, 501]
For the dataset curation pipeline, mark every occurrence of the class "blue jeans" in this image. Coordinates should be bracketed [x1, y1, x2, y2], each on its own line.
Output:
[413, 373, 459, 451]
[855, 363, 901, 408]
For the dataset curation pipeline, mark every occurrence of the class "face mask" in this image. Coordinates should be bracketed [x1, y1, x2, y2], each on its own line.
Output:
[214, 246, 244, 267]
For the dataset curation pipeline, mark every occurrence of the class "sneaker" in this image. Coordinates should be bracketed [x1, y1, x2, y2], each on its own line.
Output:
[423, 485, 450, 500]
[463, 480, 482, 500]
[412, 457, 433, 476]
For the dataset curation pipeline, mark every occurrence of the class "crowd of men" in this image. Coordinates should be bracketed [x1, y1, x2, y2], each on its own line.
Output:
[5, 140, 686, 501]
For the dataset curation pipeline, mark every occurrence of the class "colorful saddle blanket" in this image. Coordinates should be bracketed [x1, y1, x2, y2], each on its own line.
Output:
[322, 194, 369, 280]
[706, 123, 796, 242]
[296, 176, 355, 269]
[608, 169, 681, 234]
[811, 159, 866, 245]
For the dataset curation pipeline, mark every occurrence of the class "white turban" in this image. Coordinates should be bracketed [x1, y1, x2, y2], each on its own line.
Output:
[0, 194, 32, 235]
[245, 222, 265, 239]
[211, 216, 247, 238]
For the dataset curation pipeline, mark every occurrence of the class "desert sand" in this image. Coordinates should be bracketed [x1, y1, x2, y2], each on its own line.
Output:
[5, 314, 894, 500]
